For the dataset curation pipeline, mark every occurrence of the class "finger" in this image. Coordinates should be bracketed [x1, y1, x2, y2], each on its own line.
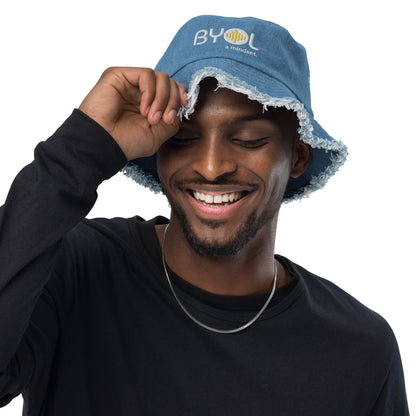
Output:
[98, 67, 154, 116]
[135, 68, 156, 117]
[162, 78, 182, 125]
[175, 80, 189, 106]
[146, 72, 172, 125]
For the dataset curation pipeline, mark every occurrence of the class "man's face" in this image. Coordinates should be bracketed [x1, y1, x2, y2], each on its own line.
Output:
[157, 78, 299, 256]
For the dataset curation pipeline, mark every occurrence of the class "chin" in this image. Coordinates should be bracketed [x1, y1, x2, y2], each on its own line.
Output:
[173, 206, 275, 257]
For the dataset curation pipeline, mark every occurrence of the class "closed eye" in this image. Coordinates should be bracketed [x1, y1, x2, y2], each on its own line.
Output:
[169, 136, 199, 146]
[232, 137, 269, 148]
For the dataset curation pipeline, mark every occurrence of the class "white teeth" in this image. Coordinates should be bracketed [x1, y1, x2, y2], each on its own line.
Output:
[192, 191, 243, 205]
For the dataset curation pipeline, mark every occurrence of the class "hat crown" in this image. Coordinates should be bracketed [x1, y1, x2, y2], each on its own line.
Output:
[123, 15, 348, 202]
[155, 15, 312, 113]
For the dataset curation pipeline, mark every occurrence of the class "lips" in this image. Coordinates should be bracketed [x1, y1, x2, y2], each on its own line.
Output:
[181, 187, 252, 218]
[192, 190, 245, 206]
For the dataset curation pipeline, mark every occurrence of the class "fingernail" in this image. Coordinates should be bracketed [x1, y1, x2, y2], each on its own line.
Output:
[168, 109, 177, 124]
[152, 111, 162, 124]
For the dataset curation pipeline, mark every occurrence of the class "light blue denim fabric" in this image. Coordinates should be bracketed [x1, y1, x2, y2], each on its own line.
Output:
[123, 15, 348, 202]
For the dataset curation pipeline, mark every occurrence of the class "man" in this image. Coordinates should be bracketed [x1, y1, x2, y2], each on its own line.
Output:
[0, 15, 409, 415]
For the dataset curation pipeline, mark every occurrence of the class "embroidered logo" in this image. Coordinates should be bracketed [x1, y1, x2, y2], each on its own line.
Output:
[224, 28, 248, 45]
[193, 27, 259, 54]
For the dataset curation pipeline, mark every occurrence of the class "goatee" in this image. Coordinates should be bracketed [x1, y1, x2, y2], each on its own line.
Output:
[170, 201, 276, 257]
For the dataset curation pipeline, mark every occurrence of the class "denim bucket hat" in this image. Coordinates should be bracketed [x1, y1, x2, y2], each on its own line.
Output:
[122, 15, 348, 202]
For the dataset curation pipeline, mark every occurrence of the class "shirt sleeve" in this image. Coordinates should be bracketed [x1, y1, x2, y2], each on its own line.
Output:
[0, 109, 126, 404]
[369, 338, 409, 416]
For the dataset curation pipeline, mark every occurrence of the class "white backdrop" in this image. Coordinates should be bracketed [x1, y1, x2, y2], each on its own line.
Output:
[0, 0, 414, 414]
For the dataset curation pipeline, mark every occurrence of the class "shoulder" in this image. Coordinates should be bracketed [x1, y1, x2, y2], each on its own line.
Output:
[281, 257, 408, 414]
[49, 216, 150, 276]
[68, 215, 141, 239]
[281, 256, 398, 360]
[46, 216, 164, 308]
[55, 215, 168, 268]
[61, 215, 153, 252]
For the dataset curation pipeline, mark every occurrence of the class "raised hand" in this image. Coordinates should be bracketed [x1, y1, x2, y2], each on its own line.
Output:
[79, 67, 188, 160]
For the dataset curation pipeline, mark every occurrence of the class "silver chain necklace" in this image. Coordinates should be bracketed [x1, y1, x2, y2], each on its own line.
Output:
[161, 224, 278, 334]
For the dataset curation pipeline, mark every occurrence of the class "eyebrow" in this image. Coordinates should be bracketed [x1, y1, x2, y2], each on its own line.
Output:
[231, 114, 271, 124]
[180, 113, 273, 128]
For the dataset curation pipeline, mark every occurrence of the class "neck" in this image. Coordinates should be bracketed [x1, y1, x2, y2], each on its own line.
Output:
[156, 217, 289, 296]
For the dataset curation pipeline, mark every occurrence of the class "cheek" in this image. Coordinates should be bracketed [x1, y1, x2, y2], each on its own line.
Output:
[155, 149, 172, 192]
[156, 146, 185, 189]
[261, 153, 293, 198]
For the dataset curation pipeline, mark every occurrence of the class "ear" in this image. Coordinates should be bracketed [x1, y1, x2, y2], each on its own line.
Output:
[290, 140, 311, 178]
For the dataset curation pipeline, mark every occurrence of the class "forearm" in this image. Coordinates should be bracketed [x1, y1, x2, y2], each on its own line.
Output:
[0, 109, 126, 369]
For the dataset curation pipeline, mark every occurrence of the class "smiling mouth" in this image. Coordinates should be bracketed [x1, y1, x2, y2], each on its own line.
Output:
[191, 190, 248, 206]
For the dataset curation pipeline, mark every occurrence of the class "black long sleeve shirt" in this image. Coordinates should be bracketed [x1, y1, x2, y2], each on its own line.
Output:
[0, 110, 409, 415]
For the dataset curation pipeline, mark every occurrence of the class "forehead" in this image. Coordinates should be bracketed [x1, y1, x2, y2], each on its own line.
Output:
[193, 77, 263, 117]
[186, 78, 295, 132]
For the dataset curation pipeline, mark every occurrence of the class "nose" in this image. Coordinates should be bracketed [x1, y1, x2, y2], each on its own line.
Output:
[191, 136, 238, 182]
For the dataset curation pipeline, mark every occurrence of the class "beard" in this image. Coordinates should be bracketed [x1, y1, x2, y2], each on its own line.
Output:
[168, 197, 277, 257]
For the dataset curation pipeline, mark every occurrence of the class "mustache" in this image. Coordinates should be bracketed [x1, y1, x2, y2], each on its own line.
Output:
[173, 178, 259, 188]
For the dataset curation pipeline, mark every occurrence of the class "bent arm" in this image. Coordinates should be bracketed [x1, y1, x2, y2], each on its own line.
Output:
[0, 109, 126, 372]
[0, 68, 187, 405]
